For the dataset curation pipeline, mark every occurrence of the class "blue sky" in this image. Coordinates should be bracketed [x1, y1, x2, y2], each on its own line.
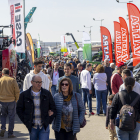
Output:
[1, 0, 140, 42]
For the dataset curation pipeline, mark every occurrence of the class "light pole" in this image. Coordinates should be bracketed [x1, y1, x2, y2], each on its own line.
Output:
[83, 25, 92, 40]
[116, 0, 133, 3]
[93, 18, 104, 26]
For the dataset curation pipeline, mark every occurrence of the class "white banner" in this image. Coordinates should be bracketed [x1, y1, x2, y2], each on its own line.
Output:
[61, 35, 67, 52]
[8, 0, 25, 53]
[83, 32, 91, 44]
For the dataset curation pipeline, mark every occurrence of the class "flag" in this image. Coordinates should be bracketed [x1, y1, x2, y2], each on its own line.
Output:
[119, 17, 130, 62]
[100, 26, 113, 63]
[114, 21, 122, 65]
[61, 35, 67, 52]
[127, 3, 140, 66]
[8, 0, 25, 53]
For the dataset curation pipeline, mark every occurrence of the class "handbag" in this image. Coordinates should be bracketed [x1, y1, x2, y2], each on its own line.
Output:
[75, 93, 86, 128]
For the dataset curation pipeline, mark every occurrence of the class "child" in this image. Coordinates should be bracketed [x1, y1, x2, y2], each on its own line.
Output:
[106, 94, 118, 140]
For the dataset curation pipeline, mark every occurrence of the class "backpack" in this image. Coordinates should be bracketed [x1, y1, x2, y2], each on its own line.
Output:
[119, 91, 140, 131]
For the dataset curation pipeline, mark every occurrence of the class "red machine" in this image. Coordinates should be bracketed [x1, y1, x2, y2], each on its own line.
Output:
[0, 25, 17, 77]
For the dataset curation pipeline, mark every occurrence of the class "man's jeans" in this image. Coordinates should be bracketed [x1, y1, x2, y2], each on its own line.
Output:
[107, 82, 112, 96]
[82, 88, 92, 112]
[95, 89, 107, 114]
[51, 85, 57, 96]
[30, 125, 50, 140]
[116, 122, 139, 140]
[0, 101, 16, 135]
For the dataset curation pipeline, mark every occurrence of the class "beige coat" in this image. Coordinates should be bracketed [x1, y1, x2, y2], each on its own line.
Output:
[0, 75, 20, 102]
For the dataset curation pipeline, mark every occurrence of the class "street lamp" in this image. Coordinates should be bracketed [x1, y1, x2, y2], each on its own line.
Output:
[93, 18, 104, 26]
[83, 25, 93, 40]
[116, 0, 133, 3]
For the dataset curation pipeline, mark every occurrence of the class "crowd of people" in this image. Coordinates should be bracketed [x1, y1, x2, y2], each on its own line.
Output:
[0, 56, 140, 140]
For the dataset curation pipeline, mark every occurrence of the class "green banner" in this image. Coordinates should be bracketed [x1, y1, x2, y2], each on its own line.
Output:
[83, 44, 92, 61]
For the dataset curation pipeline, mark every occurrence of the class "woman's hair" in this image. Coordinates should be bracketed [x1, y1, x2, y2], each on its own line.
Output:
[42, 69, 47, 74]
[124, 76, 135, 93]
[96, 64, 104, 73]
[58, 78, 73, 95]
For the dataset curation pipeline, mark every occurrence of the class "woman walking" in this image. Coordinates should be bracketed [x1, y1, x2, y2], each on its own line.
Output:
[52, 78, 85, 140]
[93, 64, 107, 116]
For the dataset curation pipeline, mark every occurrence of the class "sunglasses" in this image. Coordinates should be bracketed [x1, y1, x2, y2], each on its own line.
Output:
[61, 83, 69, 86]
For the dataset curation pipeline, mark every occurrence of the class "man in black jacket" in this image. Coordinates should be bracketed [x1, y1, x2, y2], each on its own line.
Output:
[16, 75, 56, 140]
[48, 62, 64, 96]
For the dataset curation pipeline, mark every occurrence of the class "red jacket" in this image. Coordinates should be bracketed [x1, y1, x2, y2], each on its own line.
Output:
[49, 61, 52, 67]
[111, 73, 123, 94]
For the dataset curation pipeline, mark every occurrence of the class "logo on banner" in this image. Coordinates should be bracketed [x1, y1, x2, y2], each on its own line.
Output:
[131, 15, 140, 56]
[14, 3, 22, 47]
[121, 28, 129, 61]
[103, 35, 110, 61]
[116, 31, 122, 62]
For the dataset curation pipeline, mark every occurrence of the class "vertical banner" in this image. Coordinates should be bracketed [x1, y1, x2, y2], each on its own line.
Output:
[8, 0, 25, 53]
[26, 34, 33, 68]
[26, 33, 35, 63]
[61, 35, 67, 52]
[114, 21, 122, 65]
[100, 26, 113, 63]
[119, 17, 130, 62]
[37, 41, 41, 58]
[83, 32, 92, 61]
[127, 3, 140, 66]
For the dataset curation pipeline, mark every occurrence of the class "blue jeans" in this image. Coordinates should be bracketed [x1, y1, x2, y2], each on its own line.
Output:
[51, 85, 57, 96]
[116, 122, 139, 140]
[30, 125, 50, 140]
[95, 89, 107, 114]
[82, 88, 92, 112]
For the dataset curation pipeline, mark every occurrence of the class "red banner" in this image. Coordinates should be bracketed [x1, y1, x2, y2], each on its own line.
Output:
[114, 21, 122, 65]
[100, 26, 113, 63]
[127, 3, 140, 66]
[119, 17, 130, 63]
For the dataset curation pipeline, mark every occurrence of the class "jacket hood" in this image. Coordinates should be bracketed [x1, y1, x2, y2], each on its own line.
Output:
[30, 70, 44, 76]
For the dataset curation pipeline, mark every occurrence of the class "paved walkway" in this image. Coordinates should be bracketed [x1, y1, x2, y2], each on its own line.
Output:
[1, 98, 140, 140]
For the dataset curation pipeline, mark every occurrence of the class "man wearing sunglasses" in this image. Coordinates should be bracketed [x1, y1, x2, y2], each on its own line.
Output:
[17, 75, 56, 140]
[111, 62, 125, 95]
[56, 63, 81, 95]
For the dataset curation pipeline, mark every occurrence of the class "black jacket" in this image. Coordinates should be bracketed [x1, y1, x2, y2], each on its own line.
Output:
[48, 69, 64, 81]
[110, 90, 140, 121]
[16, 87, 56, 132]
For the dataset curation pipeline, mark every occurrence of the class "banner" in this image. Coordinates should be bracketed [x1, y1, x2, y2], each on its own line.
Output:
[61, 35, 67, 52]
[119, 17, 130, 63]
[100, 26, 113, 63]
[8, 0, 25, 53]
[37, 41, 41, 58]
[127, 3, 140, 66]
[26, 33, 35, 63]
[114, 21, 122, 65]
[83, 32, 92, 61]
[26, 34, 33, 68]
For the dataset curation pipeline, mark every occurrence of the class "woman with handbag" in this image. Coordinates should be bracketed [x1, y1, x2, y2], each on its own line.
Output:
[52, 78, 85, 140]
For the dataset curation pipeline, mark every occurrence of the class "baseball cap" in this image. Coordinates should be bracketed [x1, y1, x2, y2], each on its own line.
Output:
[117, 62, 125, 68]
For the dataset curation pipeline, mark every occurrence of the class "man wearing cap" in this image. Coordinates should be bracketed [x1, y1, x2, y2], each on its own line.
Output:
[111, 62, 125, 95]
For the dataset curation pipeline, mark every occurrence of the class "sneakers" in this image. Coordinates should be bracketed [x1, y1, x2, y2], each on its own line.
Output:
[88, 112, 95, 117]
[90, 112, 95, 115]
[8, 134, 16, 138]
[0, 129, 5, 137]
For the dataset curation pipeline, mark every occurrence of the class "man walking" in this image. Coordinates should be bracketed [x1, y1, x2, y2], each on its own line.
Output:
[23, 58, 50, 91]
[111, 62, 125, 94]
[17, 75, 56, 140]
[76, 63, 83, 82]
[48, 62, 64, 96]
[56, 63, 81, 94]
[0, 68, 20, 138]
[104, 59, 112, 95]
[80, 63, 94, 116]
